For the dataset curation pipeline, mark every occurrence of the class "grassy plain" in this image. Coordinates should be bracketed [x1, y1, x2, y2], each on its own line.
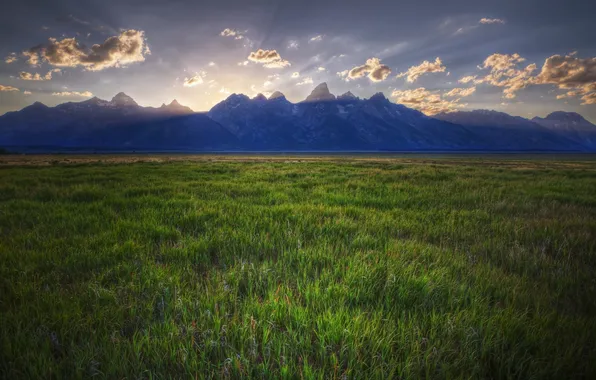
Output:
[1, 155, 595, 379]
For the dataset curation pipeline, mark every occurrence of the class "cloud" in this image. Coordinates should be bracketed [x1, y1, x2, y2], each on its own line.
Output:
[23, 91, 32, 95]
[317, 67, 326, 72]
[0, 85, 19, 92]
[444, 87, 476, 97]
[263, 60, 291, 68]
[309, 35, 323, 42]
[466, 52, 596, 103]
[580, 92, 596, 105]
[183, 75, 204, 87]
[220, 28, 244, 40]
[52, 91, 93, 97]
[480, 18, 506, 24]
[248, 49, 291, 68]
[391, 87, 465, 115]
[458, 75, 477, 84]
[296, 77, 313, 86]
[23, 29, 149, 71]
[23, 50, 40, 66]
[219, 87, 231, 94]
[482, 53, 525, 71]
[454, 27, 474, 35]
[534, 54, 596, 90]
[337, 70, 349, 81]
[208, 61, 216, 67]
[287, 40, 299, 49]
[237, 60, 249, 66]
[473, 53, 536, 99]
[347, 57, 392, 82]
[396, 57, 446, 82]
[5, 53, 17, 64]
[19, 69, 61, 81]
[291, 72, 300, 78]
[537, 53, 596, 105]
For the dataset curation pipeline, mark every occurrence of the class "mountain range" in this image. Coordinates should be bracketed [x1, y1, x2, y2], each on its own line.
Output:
[1, 83, 594, 152]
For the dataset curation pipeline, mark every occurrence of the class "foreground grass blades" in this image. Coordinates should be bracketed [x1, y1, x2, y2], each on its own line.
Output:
[1, 156, 595, 379]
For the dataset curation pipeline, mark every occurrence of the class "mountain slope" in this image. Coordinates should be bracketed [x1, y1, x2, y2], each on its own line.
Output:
[532, 112, 596, 149]
[434, 110, 584, 151]
[0, 86, 593, 152]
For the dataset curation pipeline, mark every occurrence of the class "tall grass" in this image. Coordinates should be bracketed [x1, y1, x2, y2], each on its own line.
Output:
[1, 157, 595, 378]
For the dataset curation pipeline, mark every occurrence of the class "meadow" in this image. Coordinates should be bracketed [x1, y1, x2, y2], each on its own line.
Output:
[1, 155, 595, 379]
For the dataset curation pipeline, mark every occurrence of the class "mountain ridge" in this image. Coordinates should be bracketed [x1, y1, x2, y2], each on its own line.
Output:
[0, 83, 593, 152]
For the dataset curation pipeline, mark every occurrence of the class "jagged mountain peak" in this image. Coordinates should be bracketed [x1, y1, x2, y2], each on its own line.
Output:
[269, 91, 286, 100]
[338, 91, 357, 101]
[369, 92, 388, 102]
[111, 92, 138, 107]
[28, 101, 48, 109]
[304, 82, 336, 102]
[540, 111, 592, 124]
[253, 93, 268, 101]
[158, 99, 193, 114]
[224, 93, 250, 103]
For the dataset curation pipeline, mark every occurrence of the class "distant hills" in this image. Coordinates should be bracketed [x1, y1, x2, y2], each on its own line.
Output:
[1, 83, 595, 152]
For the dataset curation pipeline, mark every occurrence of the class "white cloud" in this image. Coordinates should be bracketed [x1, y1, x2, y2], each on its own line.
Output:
[19, 69, 61, 81]
[23, 91, 32, 95]
[52, 91, 93, 97]
[296, 77, 313, 86]
[474, 53, 536, 99]
[237, 60, 249, 66]
[291, 72, 300, 78]
[219, 87, 231, 94]
[183, 71, 206, 87]
[391, 87, 465, 115]
[458, 75, 477, 84]
[287, 40, 299, 49]
[4, 53, 17, 64]
[479, 18, 506, 24]
[317, 67, 326, 72]
[309, 35, 323, 42]
[396, 57, 446, 82]
[444, 87, 476, 97]
[220, 28, 245, 40]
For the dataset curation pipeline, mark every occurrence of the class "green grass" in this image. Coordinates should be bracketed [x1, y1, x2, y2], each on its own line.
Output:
[1, 157, 595, 379]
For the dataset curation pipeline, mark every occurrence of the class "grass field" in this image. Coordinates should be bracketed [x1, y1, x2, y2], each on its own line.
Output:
[1, 155, 596, 379]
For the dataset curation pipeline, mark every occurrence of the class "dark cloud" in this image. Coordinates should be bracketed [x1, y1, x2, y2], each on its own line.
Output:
[535, 54, 596, 89]
[23, 30, 149, 71]
[347, 58, 391, 82]
[248, 49, 291, 68]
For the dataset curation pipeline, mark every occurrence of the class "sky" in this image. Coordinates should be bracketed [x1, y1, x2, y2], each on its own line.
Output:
[1, 0, 595, 121]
